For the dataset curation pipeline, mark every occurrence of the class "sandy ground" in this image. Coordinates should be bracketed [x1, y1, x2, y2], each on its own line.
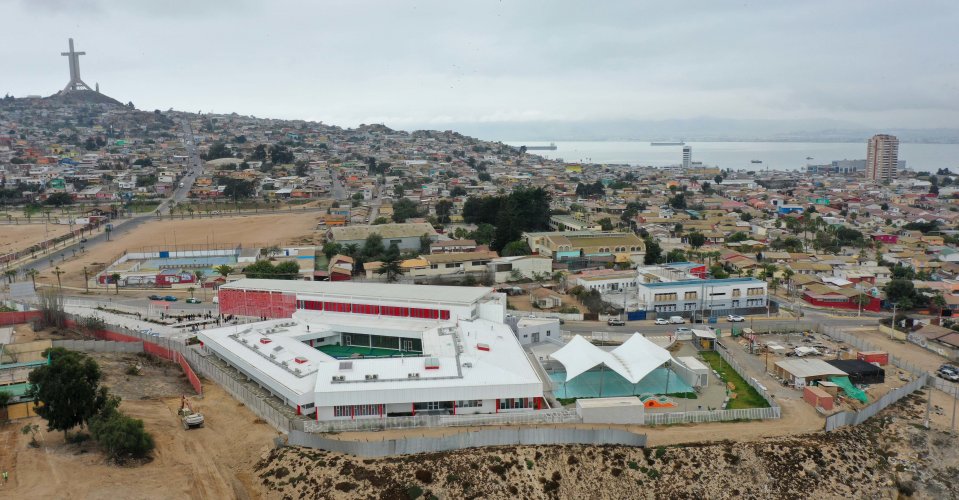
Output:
[36, 212, 322, 288]
[0, 223, 74, 256]
[0, 352, 280, 499]
[846, 327, 951, 372]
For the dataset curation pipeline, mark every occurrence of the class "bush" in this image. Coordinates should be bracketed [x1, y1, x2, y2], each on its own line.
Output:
[90, 411, 155, 460]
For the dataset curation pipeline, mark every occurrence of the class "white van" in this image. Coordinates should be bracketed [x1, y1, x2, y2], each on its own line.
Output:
[668, 316, 685, 324]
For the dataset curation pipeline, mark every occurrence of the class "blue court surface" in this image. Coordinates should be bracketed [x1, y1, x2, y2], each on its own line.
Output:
[549, 367, 693, 398]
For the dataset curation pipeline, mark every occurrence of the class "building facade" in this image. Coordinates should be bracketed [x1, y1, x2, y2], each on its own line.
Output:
[866, 134, 899, 182]
[635, 277, 768, 316]
[203, 279, 544, 421]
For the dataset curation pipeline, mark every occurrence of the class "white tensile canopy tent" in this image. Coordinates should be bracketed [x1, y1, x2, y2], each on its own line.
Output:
[550, 334, 673, 384]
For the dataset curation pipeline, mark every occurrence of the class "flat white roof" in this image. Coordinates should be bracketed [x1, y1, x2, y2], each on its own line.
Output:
[775, 358, 847, 379]
[198, 314, 542, 407]
[676, 356, 708, 372]
[222, 278, 495, 305]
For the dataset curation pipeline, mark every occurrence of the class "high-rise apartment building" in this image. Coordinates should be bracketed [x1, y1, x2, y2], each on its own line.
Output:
[682, 146, 692, 169]
[866, 134, 899, 182]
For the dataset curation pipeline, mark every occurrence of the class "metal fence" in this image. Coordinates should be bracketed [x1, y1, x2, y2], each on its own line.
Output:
[643, 406, 781, 425]
[303, 408, 581, 433]
[52, 339, 143, 353]
[178, 348, 305, 433]
[825, 374, 929, 431]
[715, 343, 781, 409]
[287, 427, 648, 457]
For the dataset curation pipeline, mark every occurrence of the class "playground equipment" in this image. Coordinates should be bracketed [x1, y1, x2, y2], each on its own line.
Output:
[178, 394, 205, 429]
[640, 395, 677, 408]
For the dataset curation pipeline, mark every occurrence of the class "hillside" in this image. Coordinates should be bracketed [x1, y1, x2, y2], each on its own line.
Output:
[255, 393, 958, 499]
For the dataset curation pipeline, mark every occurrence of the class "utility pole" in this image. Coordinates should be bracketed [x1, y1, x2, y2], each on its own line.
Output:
[890, 302, 899, 338]
[83, 266, 89, 293]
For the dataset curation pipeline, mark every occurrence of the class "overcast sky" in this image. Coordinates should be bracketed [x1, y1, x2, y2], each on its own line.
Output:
[3, 0, 957, 132]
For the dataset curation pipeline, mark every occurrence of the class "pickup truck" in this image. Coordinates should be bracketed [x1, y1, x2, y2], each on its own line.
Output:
[607, 318, 625, 326]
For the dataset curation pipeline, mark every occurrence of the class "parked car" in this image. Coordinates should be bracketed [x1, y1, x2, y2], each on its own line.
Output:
[163, 295, 178, 302]
[186, 298, 201, 304]
[727, 315, 746, 322]
[654, 318, 670, 325]
[668, 316, 685, 324]
[80, 238, 88, 243]
[607, 318, 625, 326]
[937, 365, 959, 382]
[675, 327, 692, 335]
[148, 294, 163, 301]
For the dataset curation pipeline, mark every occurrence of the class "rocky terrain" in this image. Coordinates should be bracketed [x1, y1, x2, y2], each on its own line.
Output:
[255, 392, 959, 499]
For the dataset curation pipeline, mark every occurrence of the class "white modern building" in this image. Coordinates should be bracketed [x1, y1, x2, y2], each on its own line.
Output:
[200, 280, 545, 420]
[636, 277, 768, 315]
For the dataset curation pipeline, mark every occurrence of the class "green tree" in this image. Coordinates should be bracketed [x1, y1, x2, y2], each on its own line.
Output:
[28, 349, 109, 438]
[362, 234, 385, 260]
[213, 264, 234, 278]
[666, 248, 686, 263]
[688, 232, 706, 249]
[471, 223, 495, 245]
[435, 199, 453, 224]
[322, 242, 343, 260]
[501, 240, 531, 257]
[597, 217, 614, 231]
[376, 252, 403, 283]
[110, 273, 121, 295]
[419, 234, 433, 254]
[884, 279, 920, 310]
[273, 261, 301, 279]
[44, 193, 74, 207]
[89, 395, 155, 460]
[392, 198, 420, 222]
[643, 237, 662, 265]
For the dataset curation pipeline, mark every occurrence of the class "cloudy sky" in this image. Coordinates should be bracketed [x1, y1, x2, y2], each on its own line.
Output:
[3, 0, 957, 133]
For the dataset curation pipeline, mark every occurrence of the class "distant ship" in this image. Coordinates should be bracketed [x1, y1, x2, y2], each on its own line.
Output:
[650, 141, 685, 146]
[806, 156, 814, 160]
[523, 142, 557, 151]
[751, 160, 762, 164]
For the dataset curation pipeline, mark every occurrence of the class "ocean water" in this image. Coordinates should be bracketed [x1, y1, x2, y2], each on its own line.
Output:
[507, 141, 959, 172]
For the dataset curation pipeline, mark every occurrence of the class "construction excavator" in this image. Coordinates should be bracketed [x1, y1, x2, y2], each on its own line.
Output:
[178, 395, 205, 429]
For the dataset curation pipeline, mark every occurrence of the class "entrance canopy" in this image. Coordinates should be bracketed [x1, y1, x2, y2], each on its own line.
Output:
[551, 334, 672, 384]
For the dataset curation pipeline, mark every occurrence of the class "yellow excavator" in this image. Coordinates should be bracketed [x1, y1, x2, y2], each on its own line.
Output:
[178, 394, 205, 429]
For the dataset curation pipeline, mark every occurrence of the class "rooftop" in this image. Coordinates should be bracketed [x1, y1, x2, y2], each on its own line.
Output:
[221, 278, 495, 305]
[638, 277, 765, 288]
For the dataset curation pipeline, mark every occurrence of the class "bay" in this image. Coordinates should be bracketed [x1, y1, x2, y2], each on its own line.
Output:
[506, 141, 959, 172]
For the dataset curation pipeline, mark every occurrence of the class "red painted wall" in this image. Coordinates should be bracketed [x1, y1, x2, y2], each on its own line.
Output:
[802, 293, 882, 312]
[0, 310, 41, 325]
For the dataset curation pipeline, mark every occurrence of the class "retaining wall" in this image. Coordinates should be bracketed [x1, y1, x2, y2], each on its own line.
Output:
[287, 427, 647, 457]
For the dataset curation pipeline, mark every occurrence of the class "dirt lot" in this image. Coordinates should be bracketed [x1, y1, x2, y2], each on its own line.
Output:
[257, 394, 959, 499]
[0, 223, 73, 255]
[0, 351, 280, 499]
[35, 212, 323, 288]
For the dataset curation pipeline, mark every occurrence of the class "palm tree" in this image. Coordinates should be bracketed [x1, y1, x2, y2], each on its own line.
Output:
[213, 264, 234, 278]
[187, 286, 196, 299]
[343, 243, 360, 260]
[3, 269, 16, 284]
[26, 269, 39, 291]
[187, 206, 195, 218]
[110, 273, 121, 294]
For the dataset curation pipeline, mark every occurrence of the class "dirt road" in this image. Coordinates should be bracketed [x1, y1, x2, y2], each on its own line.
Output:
[0, 223, 73, 256]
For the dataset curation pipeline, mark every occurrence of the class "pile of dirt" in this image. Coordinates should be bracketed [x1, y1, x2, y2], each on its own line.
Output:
[256, 394, 959, 499]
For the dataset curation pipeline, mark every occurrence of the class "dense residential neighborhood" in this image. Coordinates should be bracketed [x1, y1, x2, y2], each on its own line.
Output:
[3, 95, 959, 327]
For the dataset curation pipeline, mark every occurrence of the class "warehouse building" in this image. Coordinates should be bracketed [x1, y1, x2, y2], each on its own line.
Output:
[200, 280, 545, 420]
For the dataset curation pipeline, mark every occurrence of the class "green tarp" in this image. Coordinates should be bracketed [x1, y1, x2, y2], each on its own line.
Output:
[828, 376, 868, 403]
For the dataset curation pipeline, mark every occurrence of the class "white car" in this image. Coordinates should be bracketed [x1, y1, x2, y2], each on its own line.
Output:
[668, 316, 685, 324]
[675, 327, 692, 335]
[654, 318, 669, 325]
[727, 315, 746, 322]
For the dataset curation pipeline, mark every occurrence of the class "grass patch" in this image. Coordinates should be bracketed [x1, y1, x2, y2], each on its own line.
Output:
[557, 397, 579, 406]
[699, 351, 770, 409]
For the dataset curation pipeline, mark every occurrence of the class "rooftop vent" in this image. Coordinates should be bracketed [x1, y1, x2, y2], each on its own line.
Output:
[365, 374, 379, 380]
[259, 338, 272, 344]
[408, 372, 420, 378]
[339, 361, 353, 371]
[425, 357, 440, 370]
[272, 345, 284, 352]
[462, 362, 473, 368]
[331, 375, 345, 382]
[294, 356, 308, 364]
[477, 343, 490, 352]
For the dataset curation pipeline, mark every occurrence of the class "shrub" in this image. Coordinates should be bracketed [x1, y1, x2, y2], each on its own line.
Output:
[90, 410, 155, 460]
[406, 485, 423, 499]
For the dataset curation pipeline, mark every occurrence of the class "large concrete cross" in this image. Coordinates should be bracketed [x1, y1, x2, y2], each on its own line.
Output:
[61, 38, 93, 92]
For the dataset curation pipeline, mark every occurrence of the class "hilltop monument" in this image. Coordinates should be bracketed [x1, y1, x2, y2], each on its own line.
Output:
[61, 38, 93, 93]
